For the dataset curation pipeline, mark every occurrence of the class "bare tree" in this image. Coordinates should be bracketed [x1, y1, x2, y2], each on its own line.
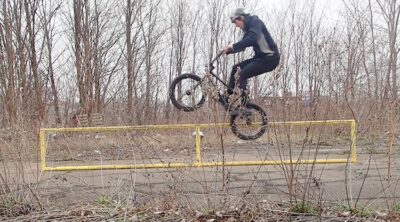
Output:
[24, 0, 46, 123]
[0, 0, 398, 134]
[1, 0, 17, 126]
[125, 0, 145, 122]
[73, 0, 85, 113]
[72, 0, 122, 121]
[368, 0, 380, 98]
[138, 0, 163, 123]
[377, 0, 400, 101]
[39, 0, 62, 125]
[166, 0, 191, 121]
[14, 0, 29, 120]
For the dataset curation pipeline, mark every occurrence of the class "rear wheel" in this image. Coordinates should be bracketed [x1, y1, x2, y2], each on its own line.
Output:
[169, 73, 206, 112]
[230, 103, 267, 140]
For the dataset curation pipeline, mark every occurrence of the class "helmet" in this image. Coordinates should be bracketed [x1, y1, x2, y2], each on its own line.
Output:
[230, 8, 247, 22]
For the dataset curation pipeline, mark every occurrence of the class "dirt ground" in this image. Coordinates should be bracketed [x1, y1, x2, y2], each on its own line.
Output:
[2, 124, 400, 222]
[4, 144, 400, 212]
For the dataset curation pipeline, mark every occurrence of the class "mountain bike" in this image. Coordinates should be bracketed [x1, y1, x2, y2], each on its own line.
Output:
[168, 51, 268, 140]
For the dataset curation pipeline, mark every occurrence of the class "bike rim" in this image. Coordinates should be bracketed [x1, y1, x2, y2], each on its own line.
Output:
[231, 107, 267, 139]
[174, 77, 203, 108]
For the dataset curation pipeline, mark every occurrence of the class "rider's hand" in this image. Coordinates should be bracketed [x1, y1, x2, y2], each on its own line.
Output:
[223, 44, 233, 54]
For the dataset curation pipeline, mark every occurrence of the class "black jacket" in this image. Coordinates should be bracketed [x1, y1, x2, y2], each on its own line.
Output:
[232, 15, 279, 57]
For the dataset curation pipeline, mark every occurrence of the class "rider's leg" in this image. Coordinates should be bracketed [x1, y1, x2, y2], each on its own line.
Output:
[227, 59, 253, 95]
[237, 55, 280, 101]
[226, 54, 279, 113]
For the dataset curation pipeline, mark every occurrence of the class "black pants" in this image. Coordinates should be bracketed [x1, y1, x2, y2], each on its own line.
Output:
[227, 54, 280, 95]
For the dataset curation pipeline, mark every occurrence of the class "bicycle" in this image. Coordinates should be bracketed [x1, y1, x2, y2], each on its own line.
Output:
[169, 51, 268, 140]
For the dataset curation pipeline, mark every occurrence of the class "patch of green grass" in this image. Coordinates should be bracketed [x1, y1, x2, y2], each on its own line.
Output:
[333, 204, 373, 218]
[332, 204, 347, 212]
[94, 195, 113, 206]
[394, 202, 400, 213]
[0, 196, 34, 217]
[352, 207, 373, 218]
[291, 202, 317, 215]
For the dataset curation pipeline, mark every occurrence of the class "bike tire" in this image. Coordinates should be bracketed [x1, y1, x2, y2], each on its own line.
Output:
[169, 73, 206, 112]
[230, 103, 268, 140]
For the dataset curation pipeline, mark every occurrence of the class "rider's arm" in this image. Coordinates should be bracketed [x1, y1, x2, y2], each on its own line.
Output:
[232, 18, 262, 52]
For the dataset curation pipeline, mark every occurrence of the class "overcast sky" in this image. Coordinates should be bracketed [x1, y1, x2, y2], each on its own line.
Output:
[253, 0, 344, 26]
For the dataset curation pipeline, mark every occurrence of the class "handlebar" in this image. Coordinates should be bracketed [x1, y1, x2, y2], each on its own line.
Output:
[209, 50, 224, 71]
[210, 50, 224, 64]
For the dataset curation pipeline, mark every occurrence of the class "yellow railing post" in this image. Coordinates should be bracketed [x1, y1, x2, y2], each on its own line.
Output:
[39, 130, 47, 171]
[195, 126, 202, 166]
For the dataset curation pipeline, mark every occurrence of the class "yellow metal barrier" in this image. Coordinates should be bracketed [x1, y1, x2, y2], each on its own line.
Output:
[39, 120, 356, 171]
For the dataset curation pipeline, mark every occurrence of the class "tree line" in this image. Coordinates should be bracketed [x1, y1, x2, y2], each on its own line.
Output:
[0, 0, 399, 132]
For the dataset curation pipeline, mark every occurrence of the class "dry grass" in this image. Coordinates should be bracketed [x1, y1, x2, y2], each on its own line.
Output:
[2, 198, 400, 221]
[0, 103, 399, 221]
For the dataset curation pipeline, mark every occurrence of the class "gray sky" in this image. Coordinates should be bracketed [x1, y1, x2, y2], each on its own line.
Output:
[253, 0, 344, 26]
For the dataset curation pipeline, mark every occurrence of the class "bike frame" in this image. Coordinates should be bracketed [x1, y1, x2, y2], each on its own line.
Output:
[207, 51, 229, 89]
[199, 51, 235, 109]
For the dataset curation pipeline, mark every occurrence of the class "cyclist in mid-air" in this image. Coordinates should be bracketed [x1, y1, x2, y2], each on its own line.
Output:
[223, 8, 280, 104]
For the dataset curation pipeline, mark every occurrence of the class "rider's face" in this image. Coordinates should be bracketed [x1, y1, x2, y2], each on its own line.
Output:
[233, 18, 244, 29]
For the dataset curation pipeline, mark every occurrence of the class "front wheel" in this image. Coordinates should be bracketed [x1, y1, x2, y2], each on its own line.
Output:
[230, 103, 268, 140]
[169, 73, 206, 112]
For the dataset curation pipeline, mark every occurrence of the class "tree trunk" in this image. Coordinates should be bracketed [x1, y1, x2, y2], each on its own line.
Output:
[3, 1, 17, 126]
[25, 1, 45, 123]
[44, 20, 62, 125]
[74, 0, 86, 112]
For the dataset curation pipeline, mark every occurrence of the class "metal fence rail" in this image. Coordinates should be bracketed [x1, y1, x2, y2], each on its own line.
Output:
[39, 119, 357, 171]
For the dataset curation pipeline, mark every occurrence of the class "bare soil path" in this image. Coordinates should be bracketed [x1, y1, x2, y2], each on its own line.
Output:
[4, 151, 399, 211]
